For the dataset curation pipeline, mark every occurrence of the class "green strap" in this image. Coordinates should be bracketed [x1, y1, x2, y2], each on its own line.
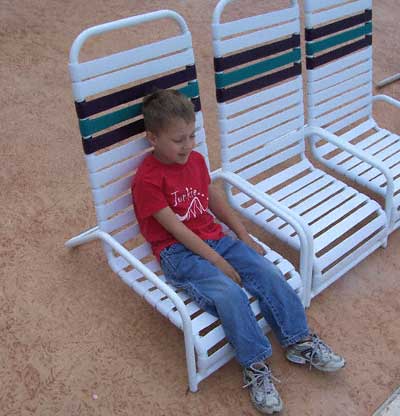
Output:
[306, 22, 372, 56]
[215, 48, 301, 89]
[79, 81, 199, 137]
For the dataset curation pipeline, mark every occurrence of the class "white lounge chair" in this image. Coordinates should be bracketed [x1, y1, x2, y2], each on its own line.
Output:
[65, 10, 306, 393]
[304, 0, 400, 233]
[212, 0, 388, 299]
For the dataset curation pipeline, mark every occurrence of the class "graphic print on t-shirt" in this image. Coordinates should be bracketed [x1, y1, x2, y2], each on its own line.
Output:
[171, 186, 208, 222]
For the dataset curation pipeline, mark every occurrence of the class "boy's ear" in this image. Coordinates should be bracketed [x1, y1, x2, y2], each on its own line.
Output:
[146, 130, 156, 146]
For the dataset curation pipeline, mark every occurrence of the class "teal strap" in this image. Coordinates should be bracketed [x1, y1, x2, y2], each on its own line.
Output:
[79, 103, 141, 137]
[306, 22, 372, 56]
[215, 48, 301, 89]
[79, 81, 199, 137]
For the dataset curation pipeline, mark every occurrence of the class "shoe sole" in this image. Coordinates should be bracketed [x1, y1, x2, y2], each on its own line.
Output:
[286, 355, 346, 372]
[250, 399, 283, 414]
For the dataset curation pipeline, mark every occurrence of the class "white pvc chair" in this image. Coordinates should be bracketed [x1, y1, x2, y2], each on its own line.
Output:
[212, 0, 388, 300]
[304, 0, 400, 233]
[65, 10, 306, 393]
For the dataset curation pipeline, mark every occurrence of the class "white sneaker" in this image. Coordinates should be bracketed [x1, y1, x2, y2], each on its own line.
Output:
[243, 362, 283, 414]
[286, 334, 345, 372]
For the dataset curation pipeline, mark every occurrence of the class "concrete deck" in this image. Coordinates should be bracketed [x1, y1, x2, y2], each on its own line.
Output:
[1, 1, 399, 415]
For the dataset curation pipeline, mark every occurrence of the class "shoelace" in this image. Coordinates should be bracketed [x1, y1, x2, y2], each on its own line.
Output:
[309, 335, 334, 368]
[243, 367, 281, 394]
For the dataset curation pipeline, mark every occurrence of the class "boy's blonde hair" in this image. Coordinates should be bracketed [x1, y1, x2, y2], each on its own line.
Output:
[142, 89, 195, 134]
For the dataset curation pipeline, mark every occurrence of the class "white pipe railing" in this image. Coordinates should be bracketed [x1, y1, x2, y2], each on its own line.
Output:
[372, 94, 400, 109]
[70, 10, 188, 64]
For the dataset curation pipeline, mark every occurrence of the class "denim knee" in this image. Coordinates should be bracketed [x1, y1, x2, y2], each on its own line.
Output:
[212, 280, 249, 311]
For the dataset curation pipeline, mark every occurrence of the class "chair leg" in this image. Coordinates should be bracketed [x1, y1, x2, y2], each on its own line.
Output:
[383, 209, 398, 245]
[183, 327, 199, 393]
[65, 226, 100, 248]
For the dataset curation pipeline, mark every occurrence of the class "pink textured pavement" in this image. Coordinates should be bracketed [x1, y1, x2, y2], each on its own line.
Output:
[1, 1, 399, 415]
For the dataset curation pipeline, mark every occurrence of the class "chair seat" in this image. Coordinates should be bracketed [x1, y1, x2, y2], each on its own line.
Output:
[229, 159, 386, 291]
[304, 0, 399, 234]
[315, 119, 400, 226]
[116, 236, 302, 380]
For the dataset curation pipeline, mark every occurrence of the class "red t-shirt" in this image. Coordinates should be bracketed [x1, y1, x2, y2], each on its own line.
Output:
[132, 151, 224, 259]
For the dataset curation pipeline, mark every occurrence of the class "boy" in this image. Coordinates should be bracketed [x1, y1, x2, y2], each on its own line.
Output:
[132, 89, 345, 414]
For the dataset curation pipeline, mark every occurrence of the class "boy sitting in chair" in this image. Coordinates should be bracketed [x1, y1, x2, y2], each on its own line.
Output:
[132, 89, 345, 414]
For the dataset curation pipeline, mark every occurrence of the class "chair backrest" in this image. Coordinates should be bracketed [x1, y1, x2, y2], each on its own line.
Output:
[69, 11, 208, 270]
[212, 0, 305, 183]
[304, 0, 373, 134]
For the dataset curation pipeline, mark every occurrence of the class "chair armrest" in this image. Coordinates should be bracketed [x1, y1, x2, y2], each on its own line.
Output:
[304, 125, 394, 226]
[373, 94, 400, 109]
[65, 226, 198, 391]
[66, 227, 193, 331]
[211, 169, 314, 306]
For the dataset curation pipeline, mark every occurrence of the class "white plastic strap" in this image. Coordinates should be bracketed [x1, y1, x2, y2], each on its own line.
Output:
[305, 0, 372, 27]
[215, 20, 299, 56]
[214, 6, 298, 39]
[69, 32, 192, 82]
[72, 48, 194, 101]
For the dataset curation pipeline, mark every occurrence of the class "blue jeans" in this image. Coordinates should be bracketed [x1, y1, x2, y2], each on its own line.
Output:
[160, 235, 309, 368]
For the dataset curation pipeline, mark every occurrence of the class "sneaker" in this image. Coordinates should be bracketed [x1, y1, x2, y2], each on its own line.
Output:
[243, 362, 283, 414]
[286, 334, 345, 372]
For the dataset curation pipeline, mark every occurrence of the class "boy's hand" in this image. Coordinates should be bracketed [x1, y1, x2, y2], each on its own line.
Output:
[212, 256, 241, 284]
[240, 235, 266, 256]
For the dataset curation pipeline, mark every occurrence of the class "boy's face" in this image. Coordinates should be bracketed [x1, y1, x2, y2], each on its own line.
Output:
[147, 118, 196, 165]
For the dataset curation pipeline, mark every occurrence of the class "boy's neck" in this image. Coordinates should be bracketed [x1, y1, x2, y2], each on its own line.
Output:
[151, 150, 193, 166]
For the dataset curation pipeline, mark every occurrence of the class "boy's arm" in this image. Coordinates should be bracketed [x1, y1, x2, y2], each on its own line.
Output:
[153, 207, 241, 283]
[208, 184, 266, 255]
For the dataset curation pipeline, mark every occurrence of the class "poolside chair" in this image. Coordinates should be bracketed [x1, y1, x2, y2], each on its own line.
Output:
[212, 0, 388, 299]
[304, 0, 400, 232]
[65, 10, 307, 393]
